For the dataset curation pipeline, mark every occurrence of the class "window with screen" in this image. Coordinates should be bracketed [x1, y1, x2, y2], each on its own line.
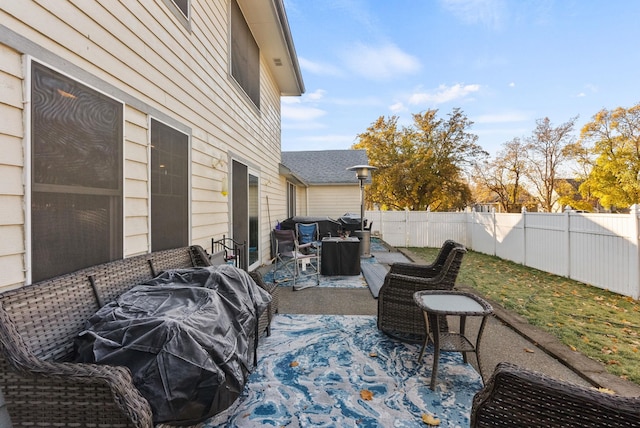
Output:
[171, 0, 189, 19]
[151, 118, 189, 251]
[31, 61, 123, 282]
[161, 0, 191, 30]
[231, 0, 260, 108]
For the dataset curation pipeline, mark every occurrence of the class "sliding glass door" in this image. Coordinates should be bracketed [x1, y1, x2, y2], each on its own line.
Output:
[231, 160, 260, 270]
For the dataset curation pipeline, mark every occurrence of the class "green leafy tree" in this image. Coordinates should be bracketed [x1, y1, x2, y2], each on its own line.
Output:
[556, 179, 594, 212]
[353, 108, 486, 211]
[577, 103, 640, 210]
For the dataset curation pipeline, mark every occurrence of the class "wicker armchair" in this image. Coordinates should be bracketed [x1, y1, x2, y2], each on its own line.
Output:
[377, 244, 466, 341]
[471, 362, 640, 427]
[389, 239, 462, 278]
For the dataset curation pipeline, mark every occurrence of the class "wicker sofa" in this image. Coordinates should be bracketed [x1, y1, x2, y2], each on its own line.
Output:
[471, 362, 640, 427]
[0, 245, 278, 427]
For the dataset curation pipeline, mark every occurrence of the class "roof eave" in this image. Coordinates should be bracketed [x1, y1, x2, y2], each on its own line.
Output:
[237, 0, 305, 96]
[279, 163, 308, 186]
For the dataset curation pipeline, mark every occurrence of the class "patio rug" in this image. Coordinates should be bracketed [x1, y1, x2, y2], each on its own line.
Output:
[266, 265, 368, 290]
[204, 314, 483, 427]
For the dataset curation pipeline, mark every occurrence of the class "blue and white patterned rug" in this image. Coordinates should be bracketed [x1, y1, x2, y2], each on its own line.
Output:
[205, 315, 483, 427]
[266, 263, 369, 289]
[265, 238, 408, 291]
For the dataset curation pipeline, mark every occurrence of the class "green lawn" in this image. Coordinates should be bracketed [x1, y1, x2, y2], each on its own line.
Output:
[408, 247, 640, 385]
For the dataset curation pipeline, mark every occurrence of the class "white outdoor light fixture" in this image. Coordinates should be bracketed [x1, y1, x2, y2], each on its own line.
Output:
[347, 164, 377, 231]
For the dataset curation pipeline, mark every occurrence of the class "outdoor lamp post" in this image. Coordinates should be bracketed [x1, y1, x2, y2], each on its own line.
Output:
[347, 164, 377, 231]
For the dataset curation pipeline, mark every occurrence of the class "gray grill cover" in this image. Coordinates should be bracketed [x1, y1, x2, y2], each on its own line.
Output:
[75, 265, 271, 425]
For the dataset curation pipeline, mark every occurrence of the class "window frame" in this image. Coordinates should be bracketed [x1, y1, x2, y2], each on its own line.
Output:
[149, 117, 191, 252]
[229, 0, 260, 109]
[162, 0, 191, 31]
[27, 59, 124, 283]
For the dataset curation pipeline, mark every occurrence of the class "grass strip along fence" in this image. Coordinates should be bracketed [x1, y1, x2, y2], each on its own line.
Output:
[410, 247, 640, 385]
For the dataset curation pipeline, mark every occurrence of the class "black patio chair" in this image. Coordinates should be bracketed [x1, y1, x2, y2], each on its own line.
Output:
[272, 228, 319, 291]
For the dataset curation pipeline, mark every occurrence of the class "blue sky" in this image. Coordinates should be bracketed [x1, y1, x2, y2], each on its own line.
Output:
[281, 0, 640, 156]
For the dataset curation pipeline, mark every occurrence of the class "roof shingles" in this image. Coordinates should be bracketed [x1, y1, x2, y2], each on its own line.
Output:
[281, 150, 370, 184]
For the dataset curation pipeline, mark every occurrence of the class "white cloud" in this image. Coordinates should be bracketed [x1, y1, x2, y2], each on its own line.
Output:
[298, 57, 344, 77]
[473, 111, 528, 123]
[342, 42, 421, 81]
[440, 0, 507, 30]
[408, 83, 481, 105]
[282, 134, 358, 151]
[575, 83, 598, 98]
[306, 89, 327, 100]
[281, 96, 301, 105]
[281, 103, 327, 121]
[508, 82, 516, 87]
[389, 102, 406, 113]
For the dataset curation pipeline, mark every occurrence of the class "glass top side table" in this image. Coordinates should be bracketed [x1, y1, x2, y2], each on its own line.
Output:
[413, 290, 493, 390]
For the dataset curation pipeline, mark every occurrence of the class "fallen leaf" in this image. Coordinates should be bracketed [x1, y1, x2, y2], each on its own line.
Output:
[524, 348, 535, 353]
[360, 389, 374, 400]
[421, 413, 441, 426]
[570, 345, 577, 351]
[290, 361, 299, 367]
[369, 352, 378, 358]
[597, 387, 615, 395]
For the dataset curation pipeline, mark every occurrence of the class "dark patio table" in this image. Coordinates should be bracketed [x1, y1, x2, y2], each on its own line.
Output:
[413, 290, 493, 390]
[321, 237, 361, 275]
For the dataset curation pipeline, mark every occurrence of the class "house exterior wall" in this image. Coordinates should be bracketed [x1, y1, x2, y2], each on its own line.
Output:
[0, 45, 25, 292]
[307, 185, 361, 218]
[296, 184, 308, 217]
[0, 0, 293, 290]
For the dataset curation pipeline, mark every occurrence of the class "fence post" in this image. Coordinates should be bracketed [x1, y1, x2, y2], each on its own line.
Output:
[405, 208, 410, 247]
[492, 207, 497, 256]
[630, 204, 640, 299]
[564, 206, 571, 278]
[521, 206, 527, 266]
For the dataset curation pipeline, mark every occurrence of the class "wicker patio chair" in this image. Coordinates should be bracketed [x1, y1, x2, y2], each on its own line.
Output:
[389, 239, 462, 278]
[248, 270, 279, 337]
[377, 244, 467, 342]
[471, 362, 640, 427]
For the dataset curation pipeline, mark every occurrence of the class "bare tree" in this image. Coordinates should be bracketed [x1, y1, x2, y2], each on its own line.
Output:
[474, 138, 529, 212]
[525, 116, 577, 212]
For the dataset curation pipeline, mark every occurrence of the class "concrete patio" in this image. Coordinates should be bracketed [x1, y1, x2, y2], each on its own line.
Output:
[273, 242, 640, 398]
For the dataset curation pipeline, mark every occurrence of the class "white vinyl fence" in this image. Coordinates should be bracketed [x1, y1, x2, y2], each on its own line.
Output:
[366, 205, 640, 299]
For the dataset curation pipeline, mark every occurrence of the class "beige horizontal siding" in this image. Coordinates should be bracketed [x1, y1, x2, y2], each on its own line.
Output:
[0, 46, 25, 290]
[308, 186, 361, 218]
[124, 107, 150, 257]
[0, 0, 291, 286]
